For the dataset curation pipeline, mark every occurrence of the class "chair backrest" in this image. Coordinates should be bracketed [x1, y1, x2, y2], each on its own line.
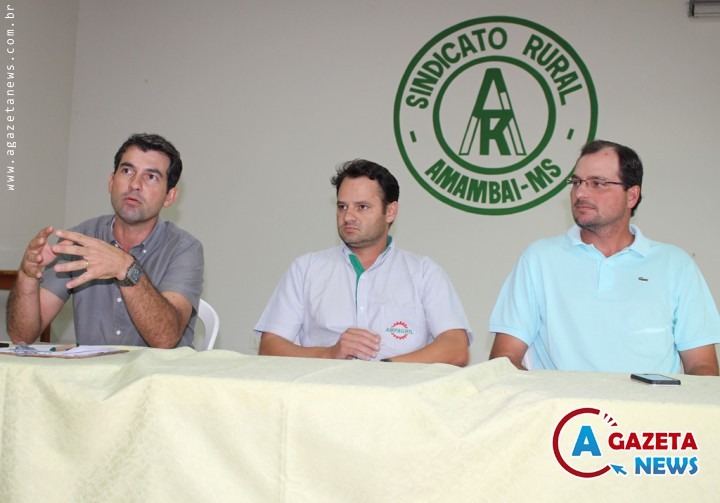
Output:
[196, 299, 219, 351]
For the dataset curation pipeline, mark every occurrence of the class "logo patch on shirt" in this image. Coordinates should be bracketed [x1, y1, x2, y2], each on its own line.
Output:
[386, 321, 414, 340]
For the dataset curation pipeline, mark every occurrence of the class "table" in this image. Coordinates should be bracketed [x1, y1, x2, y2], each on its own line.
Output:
[0, 349, 718, 502]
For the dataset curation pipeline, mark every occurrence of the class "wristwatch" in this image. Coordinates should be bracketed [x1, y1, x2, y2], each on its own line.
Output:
[118, 259, 143, 287]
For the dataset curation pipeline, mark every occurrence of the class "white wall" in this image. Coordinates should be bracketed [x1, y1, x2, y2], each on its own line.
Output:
[0, 0, 77, 264]
[4, 0, 720, 362]
[0, 0, 78, 339]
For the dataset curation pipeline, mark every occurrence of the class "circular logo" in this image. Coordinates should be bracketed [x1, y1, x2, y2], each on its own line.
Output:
[394, 17, 598, 215]
[553, 407, 617, 478]
[387, 321, 411, 340]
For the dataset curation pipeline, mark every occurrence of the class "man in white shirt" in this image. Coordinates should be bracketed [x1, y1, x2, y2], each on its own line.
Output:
[255, 159, 471, 365]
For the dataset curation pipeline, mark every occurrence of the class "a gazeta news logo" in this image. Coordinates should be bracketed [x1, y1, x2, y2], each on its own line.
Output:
[554, 407, 699, 478]
[394, 16, 598, 215]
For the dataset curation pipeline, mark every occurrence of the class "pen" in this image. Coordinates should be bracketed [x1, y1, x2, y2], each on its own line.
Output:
[49, 344, 78, 352]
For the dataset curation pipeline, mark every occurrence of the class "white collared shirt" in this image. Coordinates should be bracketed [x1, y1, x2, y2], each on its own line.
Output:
[255, 240, 472, 360]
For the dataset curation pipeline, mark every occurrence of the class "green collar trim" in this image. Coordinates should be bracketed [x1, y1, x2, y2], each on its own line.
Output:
[349, 253, 365, 277]
[348, 236, 393, 308]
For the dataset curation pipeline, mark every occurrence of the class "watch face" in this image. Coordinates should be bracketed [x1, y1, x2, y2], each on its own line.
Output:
[125, 262, 142, 285]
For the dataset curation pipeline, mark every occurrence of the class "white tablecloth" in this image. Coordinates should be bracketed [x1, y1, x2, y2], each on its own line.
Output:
[0, 349, 717, 502]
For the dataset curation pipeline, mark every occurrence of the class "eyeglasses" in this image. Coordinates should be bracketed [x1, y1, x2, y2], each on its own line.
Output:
[566, 176, 625, 191]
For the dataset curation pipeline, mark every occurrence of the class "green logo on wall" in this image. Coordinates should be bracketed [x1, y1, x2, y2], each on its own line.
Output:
[394, 17, 598, 215]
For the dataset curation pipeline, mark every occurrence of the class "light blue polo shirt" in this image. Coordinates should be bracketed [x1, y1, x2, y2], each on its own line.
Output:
[489, 225, 720, 372]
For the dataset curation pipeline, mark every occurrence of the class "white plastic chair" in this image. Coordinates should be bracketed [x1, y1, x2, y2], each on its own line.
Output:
[196, 299, 220, 351]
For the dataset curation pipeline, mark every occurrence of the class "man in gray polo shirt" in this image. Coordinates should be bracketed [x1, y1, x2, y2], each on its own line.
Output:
[7, 133, 204, 348]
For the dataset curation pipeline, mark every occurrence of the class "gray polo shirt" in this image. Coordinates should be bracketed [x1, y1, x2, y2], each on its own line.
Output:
[41, 215, 204, 347]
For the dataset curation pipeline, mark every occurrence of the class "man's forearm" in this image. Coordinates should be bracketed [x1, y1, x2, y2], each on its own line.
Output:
[489, 333, 528, 370]
[679, 345, 719, 377]
[685, 361, 719, 376]
[259, 333, 332, 358]
[390, 329, 469, 366]
[7, 271, 43, 344]
[120, 275, 186, 348]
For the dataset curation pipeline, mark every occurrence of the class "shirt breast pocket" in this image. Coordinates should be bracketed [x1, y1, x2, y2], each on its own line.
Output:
[378, 306, 429, 356]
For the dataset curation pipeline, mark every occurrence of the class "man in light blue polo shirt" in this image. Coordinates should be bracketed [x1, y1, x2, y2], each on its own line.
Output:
[255, 159, 472, 365]
[489, 140, 720, 375]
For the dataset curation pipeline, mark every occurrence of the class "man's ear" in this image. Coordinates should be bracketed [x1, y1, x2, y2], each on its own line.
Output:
[163, 187, 178, 208]
[386, 201, 398, 224]
[627, 185, 641, 210]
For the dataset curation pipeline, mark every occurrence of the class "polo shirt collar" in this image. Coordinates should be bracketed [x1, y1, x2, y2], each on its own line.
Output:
[567, 224, 649, 257]
[343, 236, 394, 274]
[109, 216, 166, 253]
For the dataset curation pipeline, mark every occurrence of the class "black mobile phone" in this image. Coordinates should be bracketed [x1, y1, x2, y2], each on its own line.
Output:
[630, 373, 681, 386]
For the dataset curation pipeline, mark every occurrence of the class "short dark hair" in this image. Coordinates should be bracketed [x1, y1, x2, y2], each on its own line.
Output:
[113, 133, 183, 192]
[331, 159, 399, 206]
[579, 139, 643, 216]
